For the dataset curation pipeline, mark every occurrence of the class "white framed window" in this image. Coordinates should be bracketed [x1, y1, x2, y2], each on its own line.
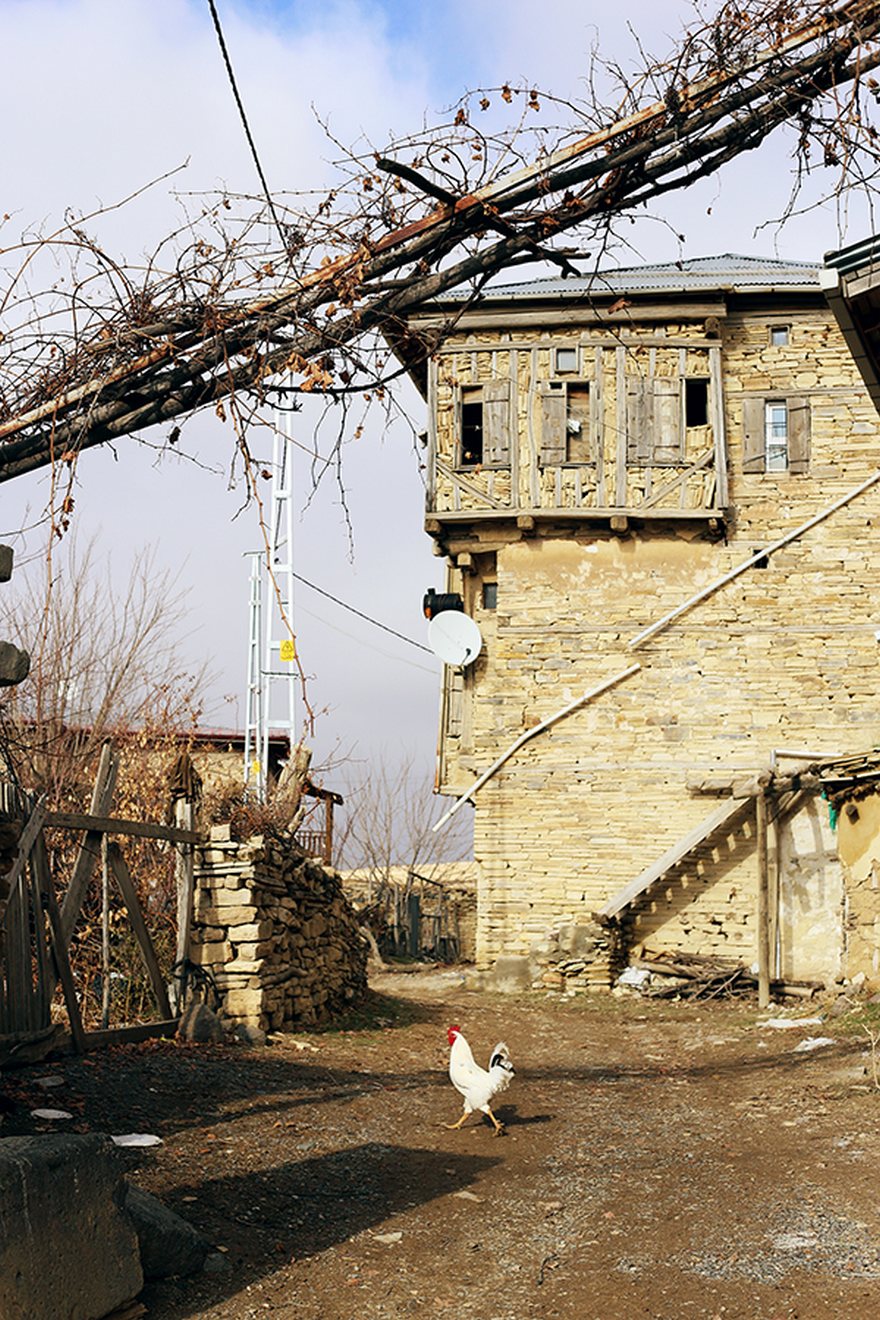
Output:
[769, 325, 790, 347]
[764, 400, 788, 471]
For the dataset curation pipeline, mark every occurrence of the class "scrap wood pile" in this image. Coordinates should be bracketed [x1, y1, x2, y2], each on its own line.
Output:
[629, 951, 822, 1001]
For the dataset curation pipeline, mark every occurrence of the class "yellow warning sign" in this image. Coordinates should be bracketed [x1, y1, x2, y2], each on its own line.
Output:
[279, 638, 296, 662]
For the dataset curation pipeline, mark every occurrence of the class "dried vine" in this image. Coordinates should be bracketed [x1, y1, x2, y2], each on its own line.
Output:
[1, 1, 879, 488]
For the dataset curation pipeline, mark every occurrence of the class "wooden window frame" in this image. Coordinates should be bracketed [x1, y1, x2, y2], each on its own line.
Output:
[538, 379, 594, 467]
[554, 345, 580, 375]
[454, 381, 513, 471]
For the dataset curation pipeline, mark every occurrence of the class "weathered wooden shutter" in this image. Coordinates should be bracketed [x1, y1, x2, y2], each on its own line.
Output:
[788, 396, 810, 474]
[626, 376, 654, 466]
[741, 396, 766, 473]
[483, 379, 513, 466]
[453, 386, 464, 463]
[653, 377, 682, 463]
[538, 383, 567, 466]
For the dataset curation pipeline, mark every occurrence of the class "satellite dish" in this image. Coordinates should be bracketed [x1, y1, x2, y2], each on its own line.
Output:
[427, 612, 484, 667]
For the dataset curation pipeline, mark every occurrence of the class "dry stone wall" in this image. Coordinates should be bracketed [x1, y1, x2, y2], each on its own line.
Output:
[192, 825, 367, 1030]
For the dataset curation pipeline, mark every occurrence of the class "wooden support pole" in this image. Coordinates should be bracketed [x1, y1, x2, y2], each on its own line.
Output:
[59, 742, 119, 948]
[100, 834, 110, 1031]
[34, 837, 86, 1054]
[756, 790, 771, 1010]
[107, 843, 172, 1021]
[174, 799, 195, 976]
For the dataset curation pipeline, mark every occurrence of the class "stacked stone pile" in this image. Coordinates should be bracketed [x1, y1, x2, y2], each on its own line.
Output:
[529, 919, 626, 992]
[192, 824, 367, 1030]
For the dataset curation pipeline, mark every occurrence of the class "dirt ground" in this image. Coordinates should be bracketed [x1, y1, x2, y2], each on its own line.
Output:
[4, 969, 880, 1320]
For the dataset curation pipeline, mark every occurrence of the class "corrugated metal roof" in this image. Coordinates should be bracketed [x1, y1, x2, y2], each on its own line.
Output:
[438, 254, 821, 302]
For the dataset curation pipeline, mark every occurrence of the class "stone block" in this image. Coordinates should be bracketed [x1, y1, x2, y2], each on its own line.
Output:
[0, 1134, 143, 1320]
[124, 1183, 210, 1279]
[485, 954, 532, 993]
[0, 641, 30, 688]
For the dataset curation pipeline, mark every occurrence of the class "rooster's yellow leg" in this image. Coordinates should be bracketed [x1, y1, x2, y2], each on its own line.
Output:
[443, 1112, 470, 1130]
[484, 1106, 505, 1135]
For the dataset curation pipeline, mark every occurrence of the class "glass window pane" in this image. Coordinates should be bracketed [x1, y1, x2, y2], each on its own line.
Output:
[555, 347, 578, 374]
[765, 401, 788, 471]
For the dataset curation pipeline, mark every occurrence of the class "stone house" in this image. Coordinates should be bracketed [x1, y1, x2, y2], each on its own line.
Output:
[396, 254, 880, 991]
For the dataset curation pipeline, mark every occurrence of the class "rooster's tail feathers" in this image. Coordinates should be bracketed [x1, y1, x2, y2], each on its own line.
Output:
[488, 1041, 513, 1073]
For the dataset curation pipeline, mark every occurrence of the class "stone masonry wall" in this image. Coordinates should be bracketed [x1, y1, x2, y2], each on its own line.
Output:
[433, 303, 880, 982]
[192, 825, 367, 1030]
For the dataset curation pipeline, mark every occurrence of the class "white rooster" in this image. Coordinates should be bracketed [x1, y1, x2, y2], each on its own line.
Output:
[444, 1025, 514, 1136]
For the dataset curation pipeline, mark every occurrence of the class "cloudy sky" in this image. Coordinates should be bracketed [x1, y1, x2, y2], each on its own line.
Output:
[0, 0, 869, 804]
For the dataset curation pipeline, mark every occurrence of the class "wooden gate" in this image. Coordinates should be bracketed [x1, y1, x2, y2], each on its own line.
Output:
[0, 743, 200, 1056]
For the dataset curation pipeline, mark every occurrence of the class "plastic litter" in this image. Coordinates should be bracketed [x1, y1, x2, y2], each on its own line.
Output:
[759, 1016, 824, 1030]
[110, 1133, 163, 1148]
[793, 1036, 836, 1052]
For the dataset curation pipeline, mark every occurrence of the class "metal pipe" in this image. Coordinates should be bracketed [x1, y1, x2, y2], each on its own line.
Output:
[432, 663, 641, 831]
[629, 469, 880, 651]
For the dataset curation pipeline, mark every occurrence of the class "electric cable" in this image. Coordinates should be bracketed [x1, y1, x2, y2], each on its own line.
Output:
[291, 571, 434, 654]
[205, 0, 288, 249]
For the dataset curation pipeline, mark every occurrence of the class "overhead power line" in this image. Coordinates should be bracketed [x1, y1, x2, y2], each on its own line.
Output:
[291, 571, 434, 655]
[205, 0, 287, 247]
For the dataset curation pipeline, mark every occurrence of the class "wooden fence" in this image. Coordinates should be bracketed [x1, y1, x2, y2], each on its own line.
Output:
[0, 744, 200, 1057]
[360, 869, 466, 963]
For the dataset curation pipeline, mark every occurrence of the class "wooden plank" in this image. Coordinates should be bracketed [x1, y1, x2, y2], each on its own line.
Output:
[28, 861, 51, 1030]
[756, 791, 770, 1009]
[414, 301, 729, 332]
[59, 741, 119, 948]
[35, 836, 87, 1054]
[615, 347, 627, 506]
[640, 448, 714, 511]
[83, 1018, 179, 1050]
[594, 347, 605, 507]
[434, 459, 507, 510]
[107, 843, 172, 1020]
[174, 800, 195, 973]
[426, 355, 438, 509]
[6, 860, 31, 1031]
[0, 801, 47, 927]
[709, 345, 728, 507]
[434, 333, 730, 357]
[598, 797, 752, 919]
[426, 506, 726, 524]
[45, 811, 202, 845]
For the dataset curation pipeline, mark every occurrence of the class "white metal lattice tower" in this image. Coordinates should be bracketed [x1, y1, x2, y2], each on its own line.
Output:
[243, 384, 298, 799]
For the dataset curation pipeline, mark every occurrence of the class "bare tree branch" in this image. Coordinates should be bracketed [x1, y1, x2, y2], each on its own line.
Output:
[2, 1, 880, 483]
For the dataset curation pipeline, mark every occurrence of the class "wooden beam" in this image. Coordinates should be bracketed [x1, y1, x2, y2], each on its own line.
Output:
[83, 1018, 179, 1050]
[34, 836, 86, 1054]
[173, 800, 195, 977]
[0, 800, 46, 927]
[59, 742, 119, 948]
[756, 790, 771, 1010]
[45, 811, 202, 844]
[107, 843, 172, 1020]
